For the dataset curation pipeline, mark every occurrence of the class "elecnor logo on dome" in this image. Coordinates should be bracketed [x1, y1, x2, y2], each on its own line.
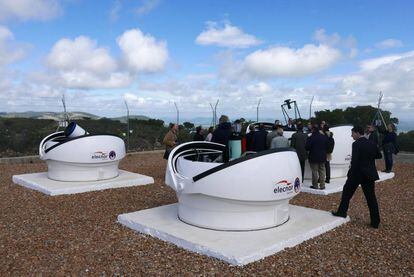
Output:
[109, 151, 116, 160]
[91, 151, 108, 160]
[274, 180, 294, 194]
[294, 177, 301, 193]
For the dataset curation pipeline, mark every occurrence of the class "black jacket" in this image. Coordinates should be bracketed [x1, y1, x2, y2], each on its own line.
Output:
[193, 133, 204, 141]
[212, 122, 232, 147]
[367, 132, 379, 146]
[245, 131, 255, 151]
[347, 137, 382, 182]
[305, 132, 328, 163]
[252, 129, 267, 152]
[379, 129, 398, 154]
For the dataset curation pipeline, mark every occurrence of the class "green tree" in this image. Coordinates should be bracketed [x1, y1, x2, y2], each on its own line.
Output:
[182, 122, 195, 130]
[397, 131, 414, 152]
[315, 105, 399, 127]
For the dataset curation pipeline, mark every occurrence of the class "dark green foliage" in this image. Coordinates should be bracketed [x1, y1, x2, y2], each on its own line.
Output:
[128, 119, 169, 151]
[182, 122, 195, 131]
[0, 118, 56, 157]
[397, 131, 414, 152]
[0, 118, 193, 157]
[177, 124, 193, 144]
[314, 105, 399, 127]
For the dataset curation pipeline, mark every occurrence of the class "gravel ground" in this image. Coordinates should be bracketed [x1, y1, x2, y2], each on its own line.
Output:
[1, 152, 413, 275]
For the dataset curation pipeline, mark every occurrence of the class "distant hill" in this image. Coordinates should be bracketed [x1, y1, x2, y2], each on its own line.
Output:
[398, 119, 414, 133]
[0, 111, 100, 121]
[112, 115, 150, 123]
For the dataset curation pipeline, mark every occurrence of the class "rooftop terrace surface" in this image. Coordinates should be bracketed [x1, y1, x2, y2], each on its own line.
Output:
[1, 152, 413, 275]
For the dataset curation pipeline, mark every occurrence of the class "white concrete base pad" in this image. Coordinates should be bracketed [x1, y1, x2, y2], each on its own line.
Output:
[12, 170, 154, 196]
[301, 171, 395, 195]
[118, 203, 349, 266]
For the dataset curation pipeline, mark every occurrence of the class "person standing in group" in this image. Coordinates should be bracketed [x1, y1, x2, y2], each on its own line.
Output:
[284, 118, 296, 131]
[305, 124, 328, 189]
[162, 123, 178, 160]
[212, 115, 232, 161]
[193, 126, 204, 141]
[270, 127, 289, 149]
[266, 123, 278, 149]
[322, 124, 335, 184]
[252, 123, 267, 152]
[245, 124, 255, 151]
[378, 123, 398, 173]
[365, 124, 378, 146]
[291, 123, 308, 182]
[332, 126, 383, 228]
[205, 126, 214, 142]
[306, 122, 313, 133]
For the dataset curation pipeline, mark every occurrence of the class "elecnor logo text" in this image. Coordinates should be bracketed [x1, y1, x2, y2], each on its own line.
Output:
[91, 151, 108, 160]
[274, 180, 294, 194]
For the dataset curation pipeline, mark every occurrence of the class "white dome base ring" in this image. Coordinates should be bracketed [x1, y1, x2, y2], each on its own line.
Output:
[46, 160, 121, 182]
[177, 194, 290, 231]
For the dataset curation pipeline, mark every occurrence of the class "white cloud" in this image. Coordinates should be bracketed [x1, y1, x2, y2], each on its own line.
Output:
[359, 51, 414, 71]
[244, 44, 341, 78]
[124, 92, 146, 106]
[313, 28, 357, 58]
[135, 0, 160, 16]
[47, 36, 131, 89]
[0, 25, 26, 66]
[313, 29, 341, 46]
[325, 50, 414, 117]
[196, 22, 262, 48]
[0, 0, 62, 22]
[376, 39, 403, 49]
[109, 0, 122, 22]
[246, 82, 272, 94]
[117, 28, 168, 73]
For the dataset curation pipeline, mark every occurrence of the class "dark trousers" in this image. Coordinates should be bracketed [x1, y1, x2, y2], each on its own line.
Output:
[384, 151, 393, 171]
[338, 178, 380, 226]
[299, 160, 305, 182]
[325, 160, 331, 182]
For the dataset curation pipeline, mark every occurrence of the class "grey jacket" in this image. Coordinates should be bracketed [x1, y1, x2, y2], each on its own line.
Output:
[271, 136, 290, 149]
[291, 131, 308, 161]
[266, 130, 278, 149]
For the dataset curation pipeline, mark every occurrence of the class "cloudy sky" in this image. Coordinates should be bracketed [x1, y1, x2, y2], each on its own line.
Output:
[0, 0, 413, 122]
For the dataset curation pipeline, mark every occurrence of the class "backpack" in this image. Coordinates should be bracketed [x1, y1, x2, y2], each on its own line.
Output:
[327, 134, 335, 154]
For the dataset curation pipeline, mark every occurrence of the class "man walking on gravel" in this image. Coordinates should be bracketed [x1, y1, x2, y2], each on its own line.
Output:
[332, 126, 383, 228]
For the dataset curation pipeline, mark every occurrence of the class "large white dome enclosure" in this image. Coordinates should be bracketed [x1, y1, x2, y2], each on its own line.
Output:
[39, 122, 126, 182]
[165, 141, 302, 231]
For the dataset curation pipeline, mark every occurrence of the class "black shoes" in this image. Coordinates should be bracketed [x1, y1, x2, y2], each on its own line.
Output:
[325, 180, 330, 184]
[370, 223, 380, 229]
[331, 211, 347, 218]
[310, 186, 319, 189]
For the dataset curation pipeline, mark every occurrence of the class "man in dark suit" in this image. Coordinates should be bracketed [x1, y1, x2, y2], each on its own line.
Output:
[252, 123, 267, 152]
[245, 124, 255, 151]
[365, 124, 379, 146]
[332, 126, 382, 228]
[291, 122, 308, 182]
[305, 124, 328, 189]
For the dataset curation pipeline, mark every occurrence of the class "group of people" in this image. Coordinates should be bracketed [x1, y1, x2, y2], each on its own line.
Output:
[162, 116, 399, 229]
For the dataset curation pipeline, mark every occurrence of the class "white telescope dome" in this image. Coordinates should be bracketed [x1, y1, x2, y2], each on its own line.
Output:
[39, 123, 126, 182]
[166, 141, 302, 231]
